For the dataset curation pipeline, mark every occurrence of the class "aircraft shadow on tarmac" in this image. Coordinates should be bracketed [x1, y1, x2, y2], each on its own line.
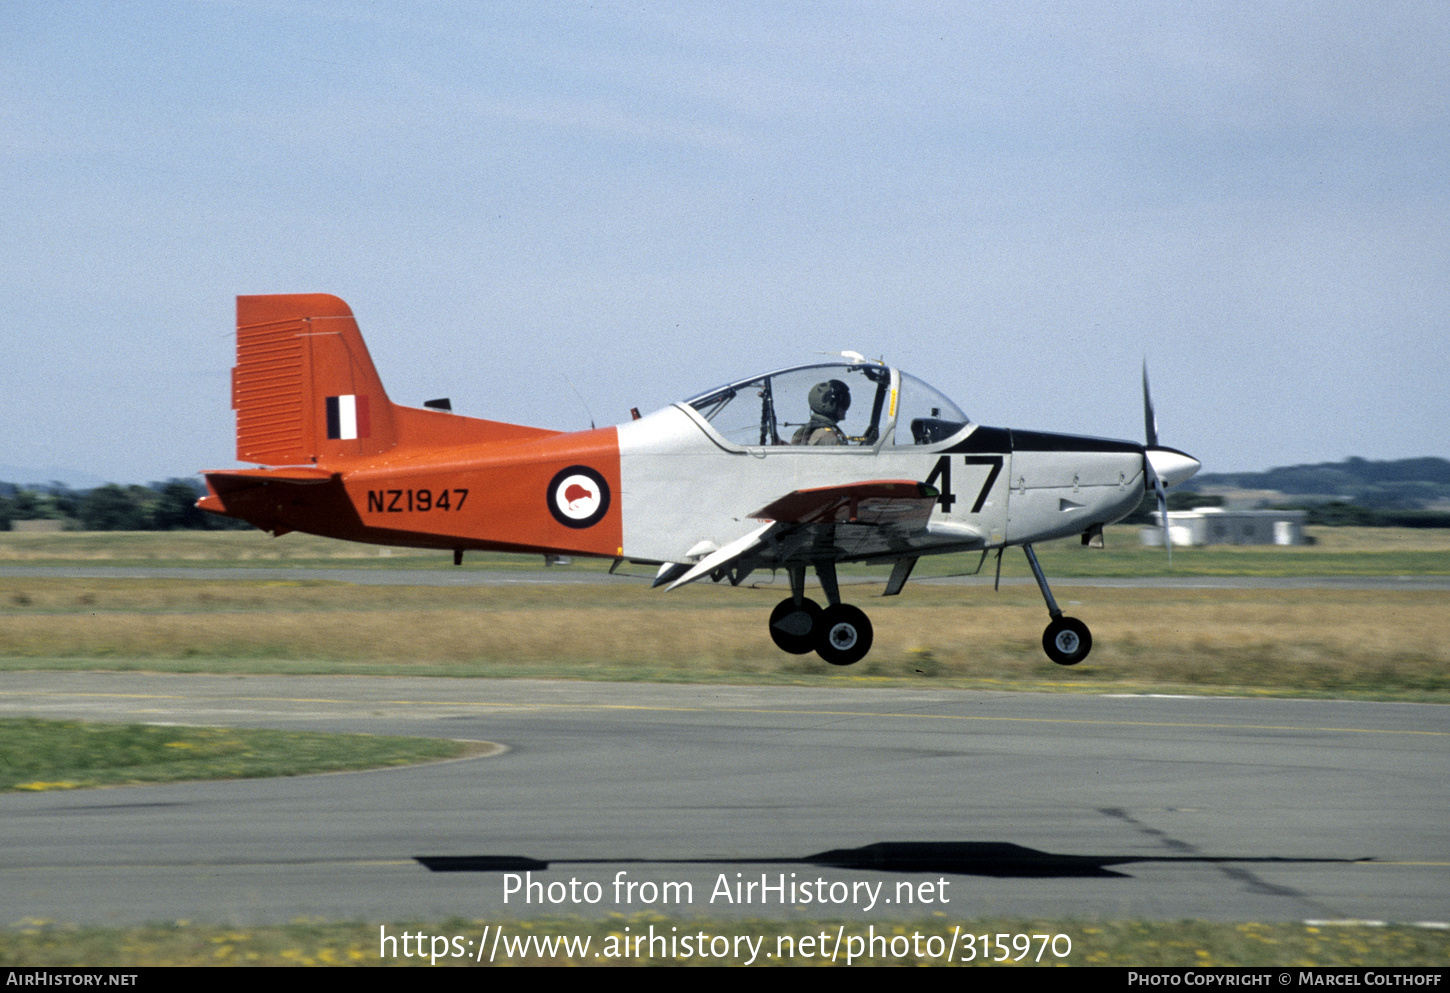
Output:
[416, 841, 1361, 880]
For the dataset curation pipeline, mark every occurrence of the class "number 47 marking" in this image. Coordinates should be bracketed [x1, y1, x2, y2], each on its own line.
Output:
[925, 455, 1003, 514]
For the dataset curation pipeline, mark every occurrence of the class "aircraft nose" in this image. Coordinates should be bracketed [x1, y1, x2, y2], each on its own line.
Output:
[1146, 446, 1200, 488]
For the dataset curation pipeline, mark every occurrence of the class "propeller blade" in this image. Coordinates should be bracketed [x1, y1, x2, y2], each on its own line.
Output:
[1142, 361, 1158, 449]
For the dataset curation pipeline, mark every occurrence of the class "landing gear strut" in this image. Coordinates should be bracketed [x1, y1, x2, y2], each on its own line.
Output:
[767, 561, 873, 666]
[1023, 544, 1092, 665]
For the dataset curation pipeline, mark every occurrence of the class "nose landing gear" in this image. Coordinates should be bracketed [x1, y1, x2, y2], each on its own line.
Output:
[1043, 615, 1092, 666]
[1023, 544, 1093, 666]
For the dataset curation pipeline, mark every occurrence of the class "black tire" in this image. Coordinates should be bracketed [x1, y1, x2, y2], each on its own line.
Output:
[769, 597, 822, 655]
[1042, 616, 1092, 666]
[815, 604, 873, 666]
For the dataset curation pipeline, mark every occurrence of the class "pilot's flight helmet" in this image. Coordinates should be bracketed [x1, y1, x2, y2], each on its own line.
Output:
[809, 380, 851, 421]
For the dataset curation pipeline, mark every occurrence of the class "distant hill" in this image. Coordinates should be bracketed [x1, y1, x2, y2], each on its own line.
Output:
[1187, 457, 1450, 510]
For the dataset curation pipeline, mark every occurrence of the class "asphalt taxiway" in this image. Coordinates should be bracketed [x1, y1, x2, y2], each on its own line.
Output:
[2, 673, 1445, 927]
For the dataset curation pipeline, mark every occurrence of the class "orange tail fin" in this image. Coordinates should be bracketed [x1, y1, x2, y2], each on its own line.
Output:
[233, 294, 397, 466]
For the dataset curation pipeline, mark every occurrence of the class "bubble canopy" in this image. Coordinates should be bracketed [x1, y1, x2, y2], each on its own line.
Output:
[682, 363, 969, 449]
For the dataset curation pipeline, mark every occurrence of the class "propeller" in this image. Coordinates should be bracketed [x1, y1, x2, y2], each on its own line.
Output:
[1140, 364, 1202, 565]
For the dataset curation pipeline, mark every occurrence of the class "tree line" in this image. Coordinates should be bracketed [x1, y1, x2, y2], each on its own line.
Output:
[1187, 456, 1450, 510]
[0, 480, 248, 532]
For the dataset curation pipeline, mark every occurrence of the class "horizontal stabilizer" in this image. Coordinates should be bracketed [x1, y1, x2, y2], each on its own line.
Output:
[203, 467, 335, 493]
[197, 467, 342, 529]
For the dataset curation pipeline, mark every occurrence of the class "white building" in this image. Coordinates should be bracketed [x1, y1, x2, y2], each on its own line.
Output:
[1140, 507, 1307, 547]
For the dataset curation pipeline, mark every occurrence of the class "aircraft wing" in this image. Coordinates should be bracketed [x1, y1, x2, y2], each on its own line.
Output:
[665, 480, 958, 592]
[751, 479, 940, 529]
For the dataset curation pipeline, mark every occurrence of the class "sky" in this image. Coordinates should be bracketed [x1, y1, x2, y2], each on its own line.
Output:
[2, 1, 1447, 484]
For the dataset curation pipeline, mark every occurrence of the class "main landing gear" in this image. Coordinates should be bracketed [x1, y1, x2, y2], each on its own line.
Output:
[764, 546, 1091, 668]
[768, 562, 873, 666]
[1023, 544, 1092, 666]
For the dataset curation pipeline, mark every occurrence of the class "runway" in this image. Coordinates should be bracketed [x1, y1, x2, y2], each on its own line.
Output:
[2, 672, 1446, 927]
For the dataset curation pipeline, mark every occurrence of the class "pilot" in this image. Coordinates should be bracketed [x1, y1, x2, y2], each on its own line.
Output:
[791, 379, 851, 445]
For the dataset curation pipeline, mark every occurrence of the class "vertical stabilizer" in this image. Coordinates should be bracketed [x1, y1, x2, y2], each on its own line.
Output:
[233, 294, 397, 466]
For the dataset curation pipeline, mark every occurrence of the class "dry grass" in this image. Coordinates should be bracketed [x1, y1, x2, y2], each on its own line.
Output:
[2, 575, 1446, 698]
[1304, 526, 1450, 551]
[0, 718, 471, 792]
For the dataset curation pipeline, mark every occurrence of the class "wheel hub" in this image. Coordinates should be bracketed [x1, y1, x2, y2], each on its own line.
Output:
[828, 623, 858, 650]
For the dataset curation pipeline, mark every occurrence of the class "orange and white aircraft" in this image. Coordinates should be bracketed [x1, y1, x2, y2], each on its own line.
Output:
[201, 294, 1199, 667]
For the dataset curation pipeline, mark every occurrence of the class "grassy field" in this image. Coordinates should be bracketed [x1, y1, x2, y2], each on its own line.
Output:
[1, 580, 1445, 699]
[2, 529, 1448, 700]
[0, 718, 476, 792]
[3, 916, 1446, 967]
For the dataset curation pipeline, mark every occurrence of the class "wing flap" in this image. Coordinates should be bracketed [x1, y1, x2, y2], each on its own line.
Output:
[664, 521, 777, 592]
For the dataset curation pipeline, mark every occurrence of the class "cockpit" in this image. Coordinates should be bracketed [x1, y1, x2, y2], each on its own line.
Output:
[681, 362, 970, 450]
